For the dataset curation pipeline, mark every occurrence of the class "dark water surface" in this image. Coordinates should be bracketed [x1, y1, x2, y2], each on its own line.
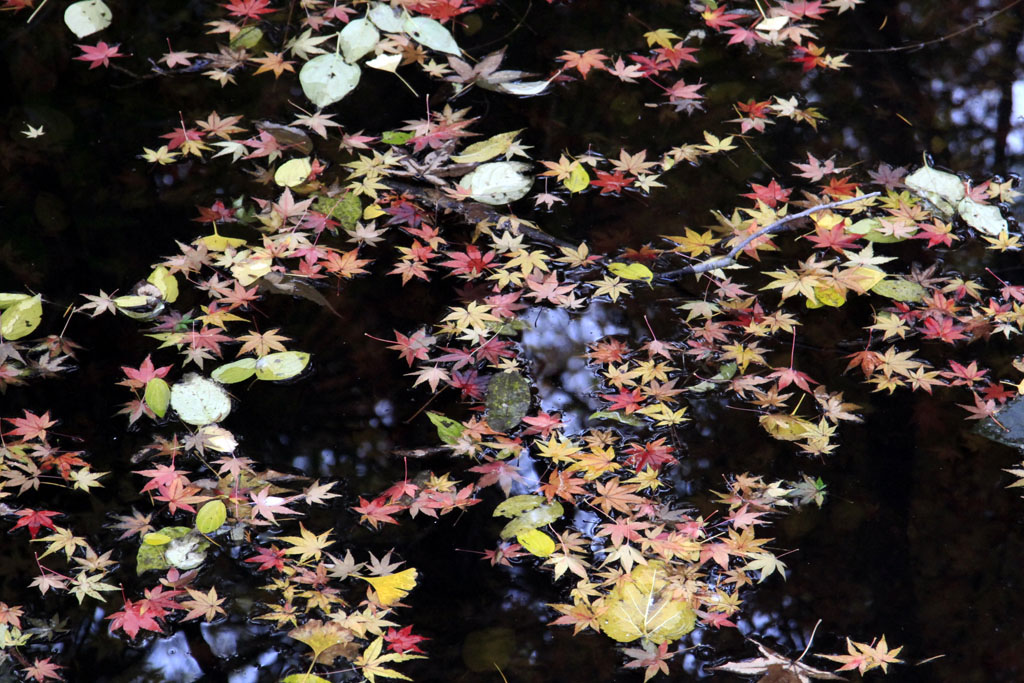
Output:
[4, 1, 1024, 681]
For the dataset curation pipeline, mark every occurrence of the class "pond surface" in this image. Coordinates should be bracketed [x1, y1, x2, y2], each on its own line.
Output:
[4, 1, 1024, 682]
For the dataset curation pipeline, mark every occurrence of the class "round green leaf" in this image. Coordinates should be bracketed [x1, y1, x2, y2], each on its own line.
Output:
[211, 358, 257, 384]
[485, 371, 531, 432]
[0, 294, 42, 341]
[144, 377, 171, 418]
[64, 0, 112, 39]
[461, 161, 533, 205]
[254, 351, 310, 381]
[0, 293, 30, 309]
[147, 266, 179, 303]
[367, 3, 405, 32]
[403, 15, 460, 55]
[871, 277, 927, 303]
[499, 502, 563, 538]
[516, 528, 555, 557]
[230, 25, 263, 49]
[339, 17, 380, 63]
[170, 374, 231, 426]
[493, 494, 545, 518]
[608, 262, 653, 283]
[274, 157, 313, 188]
[195, 499, 227, 534]
[563, 163, 590, 193]
[427, 411, 464, 445]
[142, 532, 172, 546]
[299, 54, 360, 108]
[957, 197, 1008, 236]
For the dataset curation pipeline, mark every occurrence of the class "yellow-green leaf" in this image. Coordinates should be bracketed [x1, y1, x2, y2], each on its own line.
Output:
[599, 561, 696, 643]
[143, 532, 172, 546]
[515, 528, 555, 557]
[563, 162, 590, 193]
[144, 377, 171, 418]
[274, 157, 313, 187]
[493, 494, 545, 518]
[254, 351, 310, 381]
[211, 358, 258, 384]
[871, 277, 927, 303]
[608, 262, 653, 284]
[147, 266, 179, 303]
[451, 130, 524, 164]
[195, 499, 227, 534]
[0, 294, 42, 340]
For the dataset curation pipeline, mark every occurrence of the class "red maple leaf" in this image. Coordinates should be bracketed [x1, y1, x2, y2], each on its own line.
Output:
[623, 438, 677, 471]
[740, 179, 791, 207]
[352, 496, 404, 529]
[23, 657, 63, 683]
[803, 221, 860, 252]
[590, 170, 634, 195]
[74, 41, 125, 69]
[599, 387, 644, 413]
[702, 5, 745, 30]
[107, 599, 163, 639]
[245, 545, 287, 572]
[384, 625, 430, 654]
[385, 328, 435, 366]
[920, 315, 966, 343]
[12, 509, 60, 538]
[439, 245, 495, 277]
[119, 355, 172, 389]
[557, 49, 608, 78]
[4, 410, 57, 441]
[221, 0, 275, 19]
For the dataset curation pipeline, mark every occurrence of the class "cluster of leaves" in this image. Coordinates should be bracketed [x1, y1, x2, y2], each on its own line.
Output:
[7, 0, 1024, 680]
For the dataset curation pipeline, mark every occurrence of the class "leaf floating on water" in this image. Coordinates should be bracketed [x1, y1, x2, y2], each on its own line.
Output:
[299, 54, 360, 108]
[599, 561, 696, 644]
[485, 370, 531, 432]
[461, 162, 533, 205]
[516, 528, 555, 557]
[195, 499, 227, 534]
[0, 294, 42, 340]
[144, 377, 170, 418]
[254, 351, 310, 381]
[427, 411, 464, 445]
[339, 17, 380, 63]
[64, 0, 112, 39]
[362, 568, 418, 606]
[170, 374, 231, 426]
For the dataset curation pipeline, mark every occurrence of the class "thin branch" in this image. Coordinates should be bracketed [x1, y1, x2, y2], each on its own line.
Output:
[657, 192, 881, 281]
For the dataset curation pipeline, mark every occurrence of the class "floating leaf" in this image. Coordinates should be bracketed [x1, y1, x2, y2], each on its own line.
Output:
[871, 277, 927, 303]
[283, 675, 333, 683]
[63, 0, 112, 39]
[0, 293, 30, 309]
[142, 532, 172, 546]
[339, 17, 380, 63]
[211, 358, 257, 384]
[288, 620, 359, 666]
[599, 561, 696, 644]
[499, 501, 563, 539]
[365, 52, 402, 73]
[0, 294, 42, 340]
[957, 197, 1008, 236]
[195, 500, 227, 534]
[905, 164, 964, 216]
[608, 262, 653, 284]
[563, 162, 590, 193]
[759, 413, 813, 441]
[198, 425, 238, 453]
[588, 410, 646, 427]
[147, 266, 178, 303]
[254, 351, 310, 381]
[144, 377, 170, 418]
[230, 25, 263, 49]
[299, 54, 360, 108]
[516, 528, 555, 557]
[427, 411, 464, 445]
[461, 161, 533, 205]
[367, 2, 405, 32]
[170, 374, 231, 426]
[493, 494, 545, 518]
[485, 370, 531, 432]
[362, 568, 418, 606]
[403, 15, 460, 55]
[452, 130, 523, 164]
[274, 157, 313, 187]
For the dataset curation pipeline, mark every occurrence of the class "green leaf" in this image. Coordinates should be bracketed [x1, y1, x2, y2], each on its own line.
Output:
[254, 351, 310, 381]
[516, 528, 555, 557]
[274, 157, 313, 188]
[957, 197, 1008, 236]
[339, 17, 380, 63]
[563, 162, 590, 193]
[403, 15, 460, 55]
[367, 3, 405, 32]
[905, 164, 964, 216]
[427, 411, 463, 445]
[283, 676, 333, 683]
[211, 358, 258, 384]
[170, 374, 232, 426]
[588, 410, 646, 427]
[451, 130, 523, 164]
[229, 25, 263, 49]
[0, 294, 42, 341]
[63, 0, 112, 39]
[300, 54, 361, 108]
[870, 277, 927, 303]
[195, 499, 227, 534]
[498, 501, 563, 539]
[599, 561, 696, 643]
[493, 494, 545, 518]
[485, 371, 531, 432]
[607, 262, 653, 284]
[144, 377, 171, 418]
[381, 130, 414, 145]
